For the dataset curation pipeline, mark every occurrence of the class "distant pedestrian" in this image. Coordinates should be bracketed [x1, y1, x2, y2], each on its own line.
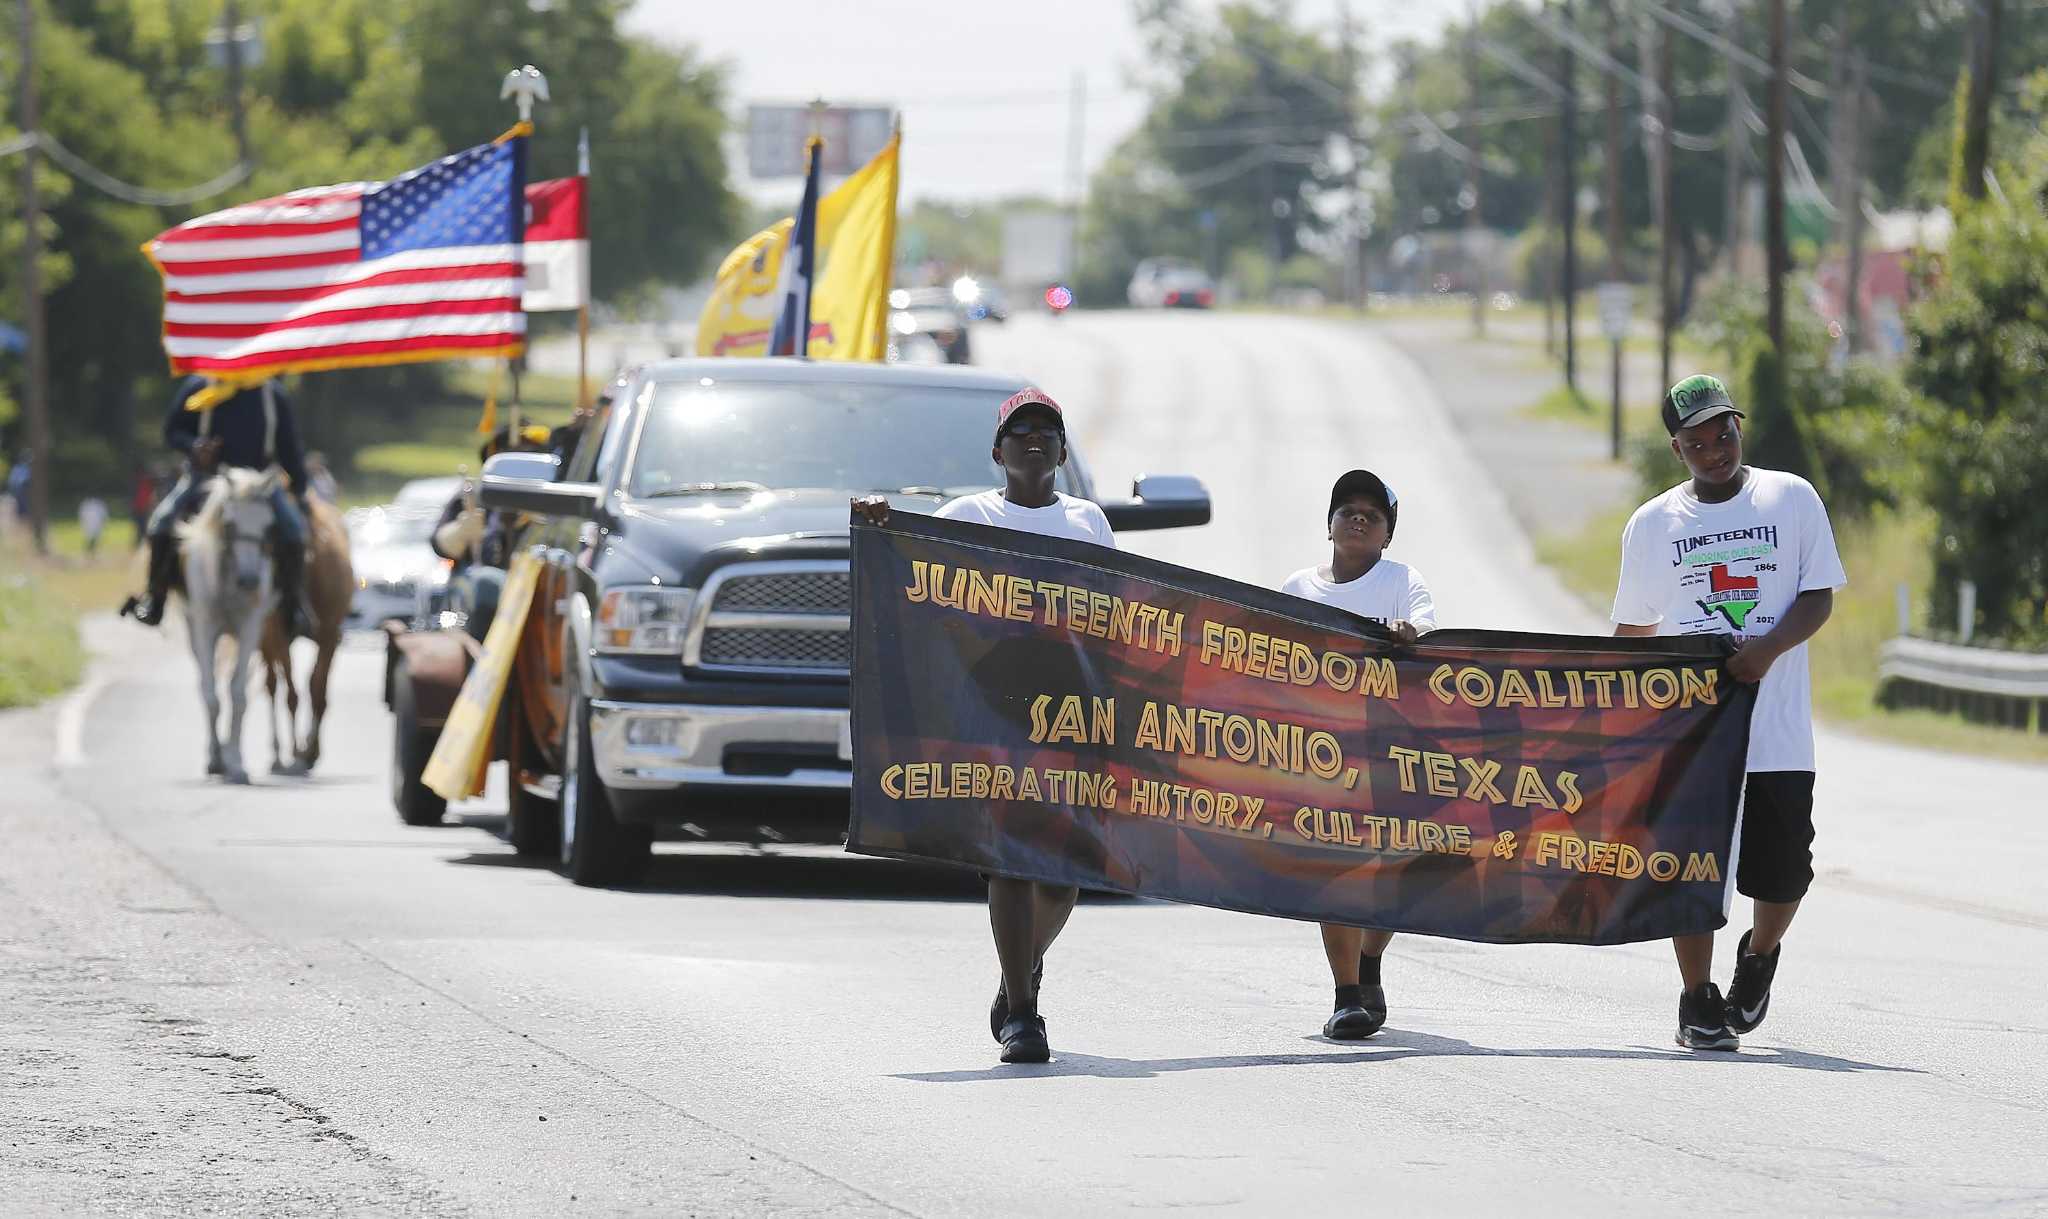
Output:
[7, 452, 29, 519]
[1612, 375, 1847, 1052]
[78, 497, 109, 556]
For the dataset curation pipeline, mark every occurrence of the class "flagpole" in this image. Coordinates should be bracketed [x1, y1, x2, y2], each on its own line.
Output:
[576, 126, 591, 411]
[499, 64, 547, 442]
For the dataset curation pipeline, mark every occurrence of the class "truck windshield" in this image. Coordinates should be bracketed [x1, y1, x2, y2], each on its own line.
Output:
[626, 380, 1075, 499]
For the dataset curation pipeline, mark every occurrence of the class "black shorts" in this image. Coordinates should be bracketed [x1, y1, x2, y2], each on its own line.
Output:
[1736, 771, 1816, 903]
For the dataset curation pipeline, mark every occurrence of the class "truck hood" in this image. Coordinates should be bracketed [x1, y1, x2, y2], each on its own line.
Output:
[599, 488, 947, 588]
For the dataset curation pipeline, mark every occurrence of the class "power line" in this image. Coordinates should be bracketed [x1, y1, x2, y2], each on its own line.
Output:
[1475, 36, 1568, 101]
[2, 130, 251, 206]
[1635, 0, 1828, 98]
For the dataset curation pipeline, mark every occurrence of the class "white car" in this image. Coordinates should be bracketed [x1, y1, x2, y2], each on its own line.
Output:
[1127, 258, 1216, 309]
[344, 503, 451, 629]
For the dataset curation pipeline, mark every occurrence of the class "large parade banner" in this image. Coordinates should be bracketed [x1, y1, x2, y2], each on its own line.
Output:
[846, 512, 1758, 946]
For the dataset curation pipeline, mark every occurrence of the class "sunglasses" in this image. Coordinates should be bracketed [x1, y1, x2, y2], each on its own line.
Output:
[1000, 419, 1063, 440]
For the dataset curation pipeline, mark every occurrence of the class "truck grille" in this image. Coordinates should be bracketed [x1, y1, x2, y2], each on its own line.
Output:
[711, 571, 850, 614]
[699, 627, 851, 670]
[688, 561, 851, 678]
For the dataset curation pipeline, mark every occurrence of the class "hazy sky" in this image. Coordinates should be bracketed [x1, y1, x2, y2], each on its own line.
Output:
[624, 0, 1472, 204]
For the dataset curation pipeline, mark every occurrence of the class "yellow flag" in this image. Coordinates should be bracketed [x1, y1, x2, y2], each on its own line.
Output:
[421, 552, 543, 800]
[697, 131, 900, 361]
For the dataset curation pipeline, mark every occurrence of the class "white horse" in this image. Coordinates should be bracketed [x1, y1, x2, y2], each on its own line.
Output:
[176, 467, 282, 784]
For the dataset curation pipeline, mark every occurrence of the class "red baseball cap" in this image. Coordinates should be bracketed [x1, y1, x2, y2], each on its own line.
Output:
[995, 387, 1064, 441]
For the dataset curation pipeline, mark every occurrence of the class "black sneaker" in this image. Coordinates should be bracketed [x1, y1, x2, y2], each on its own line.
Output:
[1676, 982, 1739, 1051]
[1322, 984, 1388, 1040]
[1725, 930, 1780, 1035]
[998, 1014, 1050, 1064]
[989, 958, 1045, 1043]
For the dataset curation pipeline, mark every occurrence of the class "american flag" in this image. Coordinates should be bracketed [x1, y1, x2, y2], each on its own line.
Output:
[147, 135, 527, 381]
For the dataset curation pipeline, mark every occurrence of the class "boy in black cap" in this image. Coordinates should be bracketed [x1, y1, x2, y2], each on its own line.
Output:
[854, 387, 1114, 1064]
[1279, 469, 1434, 1039]
[1612, 374, 1846, 1051]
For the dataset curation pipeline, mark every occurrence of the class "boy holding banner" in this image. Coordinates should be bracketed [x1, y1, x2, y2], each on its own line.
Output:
[1279, 470, 1435, 1040]
[854, 387, 1113, 1065]
[1612, 376, 1845, 1052]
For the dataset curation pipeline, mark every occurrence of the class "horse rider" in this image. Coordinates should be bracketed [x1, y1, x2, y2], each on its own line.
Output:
[121, 376, 311, 637]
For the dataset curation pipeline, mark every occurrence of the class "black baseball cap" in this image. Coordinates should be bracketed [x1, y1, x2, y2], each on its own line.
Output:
[1328, 469, 1398, 537]
[1661, 374, 1745, 435]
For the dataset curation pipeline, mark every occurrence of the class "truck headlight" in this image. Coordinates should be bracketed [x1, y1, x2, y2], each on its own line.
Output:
[595, 586, 695, 655]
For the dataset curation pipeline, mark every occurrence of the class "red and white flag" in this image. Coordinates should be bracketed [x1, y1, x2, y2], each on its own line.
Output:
[146, 133, 527, 383]
[522, 174, 588, 312]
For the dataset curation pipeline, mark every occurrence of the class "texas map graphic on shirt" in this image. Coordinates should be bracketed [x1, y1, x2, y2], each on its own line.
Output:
[1695, 564, 1760, 628]
[1666, 525, 1778, 635]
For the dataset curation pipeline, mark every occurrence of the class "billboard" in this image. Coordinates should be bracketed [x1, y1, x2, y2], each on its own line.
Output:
[746, 105, 894, 179]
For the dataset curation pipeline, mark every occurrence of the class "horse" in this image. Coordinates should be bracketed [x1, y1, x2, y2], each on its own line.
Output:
[260, 496, 353, 775]
[175, 467, 282, 784]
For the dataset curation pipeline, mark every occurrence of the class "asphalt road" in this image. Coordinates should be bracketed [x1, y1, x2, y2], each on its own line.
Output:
[7, 312, 2045, 1216]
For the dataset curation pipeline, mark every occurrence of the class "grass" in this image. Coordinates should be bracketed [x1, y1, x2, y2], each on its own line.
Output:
[347, 364, 579, 502]
[1536, 501, 2048, 763]
[1522, 384, 1602, 426]
[0, 522, 133, 708]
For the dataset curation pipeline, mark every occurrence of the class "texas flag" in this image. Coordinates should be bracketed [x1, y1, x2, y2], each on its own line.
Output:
[522, 173, 587, 312]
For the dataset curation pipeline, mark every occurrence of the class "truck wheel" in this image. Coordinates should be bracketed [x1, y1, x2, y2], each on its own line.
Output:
[503, 695, 560, 858]
[390, 659, 447, 827]
[558, 683, 651, 887]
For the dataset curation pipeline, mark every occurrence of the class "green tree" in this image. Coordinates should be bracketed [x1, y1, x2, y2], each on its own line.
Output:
[1078, 1, 1356, 301]
[1903, 76, 2048, 642]
[0, 0, 737, 499]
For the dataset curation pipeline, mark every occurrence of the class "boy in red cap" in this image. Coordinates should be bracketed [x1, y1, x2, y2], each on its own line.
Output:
[855, 386, 1113, 1064]
[1279, 469, 1433, 1039]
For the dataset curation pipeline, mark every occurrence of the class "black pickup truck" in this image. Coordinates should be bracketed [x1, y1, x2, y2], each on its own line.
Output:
[399, 357, 1212, 886]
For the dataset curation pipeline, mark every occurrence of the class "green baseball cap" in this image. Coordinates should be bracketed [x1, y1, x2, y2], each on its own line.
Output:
[1661, 374, 1744, 434]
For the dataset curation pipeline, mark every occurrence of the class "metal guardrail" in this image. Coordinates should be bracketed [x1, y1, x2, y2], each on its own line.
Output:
[1876, 636, 2048, 732]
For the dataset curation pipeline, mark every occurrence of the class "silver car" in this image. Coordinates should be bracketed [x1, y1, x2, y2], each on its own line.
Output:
[345, 503, 450, 629]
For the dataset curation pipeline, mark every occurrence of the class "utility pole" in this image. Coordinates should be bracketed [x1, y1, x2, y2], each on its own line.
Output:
[1339, 0, 1367, 308]
[221, 0, 250, 165]
[1723, 2, 1746, 275]
[1958, 0, 2001, 204]
[1065, 70, 1086, 286]
[1543, 112, 1559, 355]
[1601, 0, 1623, 281]
[18, 0, 50, 553]
[1655, 20, 1674, 391]
[1765, 0, 1787, 362]
[1559, 0, 1579, 392]
[1601, 0, 1624, 451]
[1463, 1, 1485, 336]
[1842, 51, 1868, 353]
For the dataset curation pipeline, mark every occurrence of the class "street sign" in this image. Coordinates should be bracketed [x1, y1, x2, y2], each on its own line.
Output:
[1597, 281, 1632, 341]
[745, 104, 893, 179]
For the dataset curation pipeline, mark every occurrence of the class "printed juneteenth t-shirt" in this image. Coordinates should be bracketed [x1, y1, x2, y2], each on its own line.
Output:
[934, 489, 1118, 549]
[1279, 559, 1437, 632]
[1611, 467, 1847, 772]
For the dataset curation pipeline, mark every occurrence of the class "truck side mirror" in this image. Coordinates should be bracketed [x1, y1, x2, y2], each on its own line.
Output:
[1100, 474, 1212, 531]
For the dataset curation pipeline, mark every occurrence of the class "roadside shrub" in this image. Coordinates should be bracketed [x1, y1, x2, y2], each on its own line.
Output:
[1904, 197, 2048, 643]
[1676, 276, 1910, 522]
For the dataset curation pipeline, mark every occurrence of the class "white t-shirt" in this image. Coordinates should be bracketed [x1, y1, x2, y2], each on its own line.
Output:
[1280, 559, 1436, 631]
[934, 489, 1118, 550]
[1611, 467, 1847, 772]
